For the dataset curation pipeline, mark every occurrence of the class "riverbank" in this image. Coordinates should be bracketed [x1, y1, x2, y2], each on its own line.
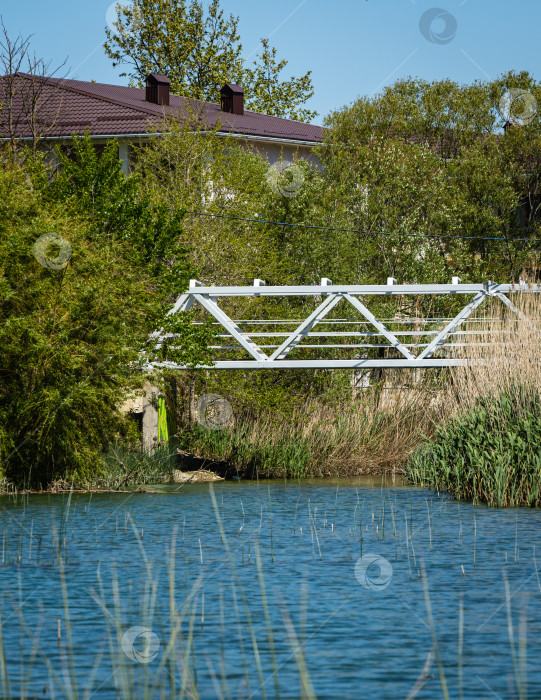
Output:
[8, 286, 541, 501]
[0, 383, 438, 492]
[175, 388, 439, 479]
[405, 292, 541, 507]
[0, 473, 406, 495]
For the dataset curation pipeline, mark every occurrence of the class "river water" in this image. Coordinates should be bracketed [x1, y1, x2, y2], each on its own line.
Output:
[0, 476, 540, 698]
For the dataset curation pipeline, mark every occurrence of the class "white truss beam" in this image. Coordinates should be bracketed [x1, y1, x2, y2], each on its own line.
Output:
[167, 282, 539, 297]
[148, 281, 541, 370]
[344, 293, 415, 360]
[151, 358, 466, 370]
[269, 294, 342, 361]
[418, 291, 487, 360]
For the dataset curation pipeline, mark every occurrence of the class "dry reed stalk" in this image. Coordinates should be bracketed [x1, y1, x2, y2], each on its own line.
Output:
[223, 381, 440, 475]
[447, 289, 541, 416]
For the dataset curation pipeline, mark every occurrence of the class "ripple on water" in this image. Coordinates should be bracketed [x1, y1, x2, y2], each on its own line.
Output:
[0, 477, 539, 699]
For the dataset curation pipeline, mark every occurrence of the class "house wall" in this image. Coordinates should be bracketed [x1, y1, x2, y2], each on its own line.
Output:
[238, 139, 321, 170]
[118, 141, 130, 174]
[114, 135, 321, 173]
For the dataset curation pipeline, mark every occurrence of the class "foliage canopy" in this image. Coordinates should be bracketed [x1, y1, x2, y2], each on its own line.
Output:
[0, 136, 213, 486]
[104, 0, 316, 121]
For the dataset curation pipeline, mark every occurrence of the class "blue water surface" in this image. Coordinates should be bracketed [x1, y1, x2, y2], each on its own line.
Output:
[0, 476, 539, 699]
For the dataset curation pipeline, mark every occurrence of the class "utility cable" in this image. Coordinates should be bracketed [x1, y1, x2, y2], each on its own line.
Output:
[185, 210, 541, 244]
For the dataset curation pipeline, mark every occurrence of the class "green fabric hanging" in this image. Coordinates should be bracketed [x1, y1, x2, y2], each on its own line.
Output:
[158, 395, 169, 442]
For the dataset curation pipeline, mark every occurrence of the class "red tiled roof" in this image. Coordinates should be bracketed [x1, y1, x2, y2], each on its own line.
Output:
[0, 73, 325, 143]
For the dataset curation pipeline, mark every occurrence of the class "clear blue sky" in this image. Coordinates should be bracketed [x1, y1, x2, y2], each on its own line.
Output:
[2, 0, 540, 124]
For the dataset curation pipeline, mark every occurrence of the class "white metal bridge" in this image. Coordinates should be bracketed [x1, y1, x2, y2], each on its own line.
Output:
[148, 279, 539, 370]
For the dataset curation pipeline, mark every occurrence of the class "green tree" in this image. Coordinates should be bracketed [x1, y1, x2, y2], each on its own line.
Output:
[133, 113, 277, 285]
[0, 161, 149, 486]
[43, 133, 193, 302]
[104, 0, 316, 121]
[243, 38, 316, 122]
[0, 138, 213, 487]
[315, 74, 541, 285]
[104, 0, 243, 102]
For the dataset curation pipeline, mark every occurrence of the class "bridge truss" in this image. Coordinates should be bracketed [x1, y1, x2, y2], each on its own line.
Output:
[148, 279, 539, 370]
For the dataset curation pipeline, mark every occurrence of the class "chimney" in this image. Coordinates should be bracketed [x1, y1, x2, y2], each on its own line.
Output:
[145, 73, 170, 106]
[220, 83, 244, 116]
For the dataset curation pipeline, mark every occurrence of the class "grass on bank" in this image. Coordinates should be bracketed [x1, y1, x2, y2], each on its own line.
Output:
[177, 385, 440, 479]
[405, 291, 541, 507]
[407, 389, 541, 507]
[86, 373, 444, 487]
[96, 443, 179, 489]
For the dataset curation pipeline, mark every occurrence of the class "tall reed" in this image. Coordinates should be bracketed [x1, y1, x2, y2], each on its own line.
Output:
[406, 289, 541, 506]
[181, 382, 439, 478]
[445, 289, 541, 417]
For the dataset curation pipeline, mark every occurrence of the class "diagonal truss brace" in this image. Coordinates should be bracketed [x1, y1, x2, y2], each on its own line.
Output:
[344, 294, 415, 360]
[495, 292, 540, 329]
[418, 291, 487, 360]
[418, 288, 538, 360]
[151, 292, 195, 349]
[269, 294, 342, 361]
[496, 292, 521, 315]
[195, 293, 268, 361]
[168, 293, 195, 315]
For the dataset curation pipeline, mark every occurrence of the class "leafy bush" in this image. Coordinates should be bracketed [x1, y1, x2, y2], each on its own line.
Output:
[405, 389, 541, 507]
[0, 139, 209, 488]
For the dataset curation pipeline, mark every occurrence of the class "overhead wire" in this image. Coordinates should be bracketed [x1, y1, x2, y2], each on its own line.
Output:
[185, 210, 541, 244]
